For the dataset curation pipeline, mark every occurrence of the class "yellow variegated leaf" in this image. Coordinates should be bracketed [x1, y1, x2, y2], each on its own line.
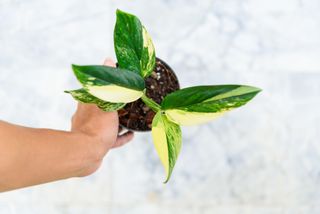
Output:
[65, 88, 125, 111]
[165, 109, 228, 126]
[162, 85, 261, 126]
[152, 112, 169, 176]
[87, 85, 144, 103]
[114, 10, 156, 77]
[151, 112, 182, 183]
[140, 26, 156, 77]
[72, 64, 145, 104]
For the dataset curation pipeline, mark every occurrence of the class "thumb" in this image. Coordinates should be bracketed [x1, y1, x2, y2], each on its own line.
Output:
[103, 58, 116, 67]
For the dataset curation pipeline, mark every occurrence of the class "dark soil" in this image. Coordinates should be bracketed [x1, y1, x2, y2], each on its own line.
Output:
[118, 58, 180, 131]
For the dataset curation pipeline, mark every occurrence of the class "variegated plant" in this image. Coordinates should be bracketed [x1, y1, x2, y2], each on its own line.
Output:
[66, 9, 261, 183]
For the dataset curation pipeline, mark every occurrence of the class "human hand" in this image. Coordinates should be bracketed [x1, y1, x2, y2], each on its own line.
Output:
[0, 59, 134, 192]
[71, 59, 134, 176]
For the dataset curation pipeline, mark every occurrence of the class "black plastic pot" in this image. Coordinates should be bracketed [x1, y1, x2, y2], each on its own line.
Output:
[118, 58, 180, 132]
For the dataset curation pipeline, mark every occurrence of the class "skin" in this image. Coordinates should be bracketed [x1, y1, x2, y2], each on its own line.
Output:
[0, 59, 134, 192]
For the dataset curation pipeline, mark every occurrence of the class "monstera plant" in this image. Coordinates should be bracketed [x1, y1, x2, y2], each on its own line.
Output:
[66, 9, 261, 182]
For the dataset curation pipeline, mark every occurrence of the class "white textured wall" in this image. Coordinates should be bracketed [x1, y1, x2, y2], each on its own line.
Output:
[1, 0, 320, 213]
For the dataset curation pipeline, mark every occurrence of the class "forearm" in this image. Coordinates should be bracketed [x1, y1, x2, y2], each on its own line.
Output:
[0, 120, 98, 192]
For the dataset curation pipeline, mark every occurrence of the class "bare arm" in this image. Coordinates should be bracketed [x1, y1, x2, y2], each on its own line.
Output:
[0, 59, 133, 192]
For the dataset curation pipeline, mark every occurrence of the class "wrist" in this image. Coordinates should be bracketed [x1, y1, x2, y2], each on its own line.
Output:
[69, 132, 107, 177]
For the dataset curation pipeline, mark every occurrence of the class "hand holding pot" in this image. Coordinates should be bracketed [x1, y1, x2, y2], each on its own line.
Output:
[0, 58, 133, 192]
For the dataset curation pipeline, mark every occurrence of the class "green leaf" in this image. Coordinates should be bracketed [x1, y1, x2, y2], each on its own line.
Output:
[72, 64, 145, 103]
[65, 89, 125, 111]
[151, 112, 182, 183]
[114, 9, 156, 78]
[161, 85, 261, 125]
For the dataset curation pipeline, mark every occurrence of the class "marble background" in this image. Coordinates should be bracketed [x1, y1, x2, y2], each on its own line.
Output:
[0, 0, 320, 213]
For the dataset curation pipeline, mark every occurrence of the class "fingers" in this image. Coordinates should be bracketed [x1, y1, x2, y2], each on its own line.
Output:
[118, 125, 123, 133]
[103, 57, 131, 149]
[103, 58, 116, 67]
[112, 131, 134, 149]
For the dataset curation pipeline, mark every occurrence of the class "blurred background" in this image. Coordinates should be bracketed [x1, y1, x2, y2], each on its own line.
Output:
[0, 0, 320, 213]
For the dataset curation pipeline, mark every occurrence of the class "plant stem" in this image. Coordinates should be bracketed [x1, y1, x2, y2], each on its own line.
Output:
[141, 93, 161, 112]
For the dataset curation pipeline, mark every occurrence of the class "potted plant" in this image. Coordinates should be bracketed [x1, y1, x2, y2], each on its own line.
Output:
[65, 9, 261, 183]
